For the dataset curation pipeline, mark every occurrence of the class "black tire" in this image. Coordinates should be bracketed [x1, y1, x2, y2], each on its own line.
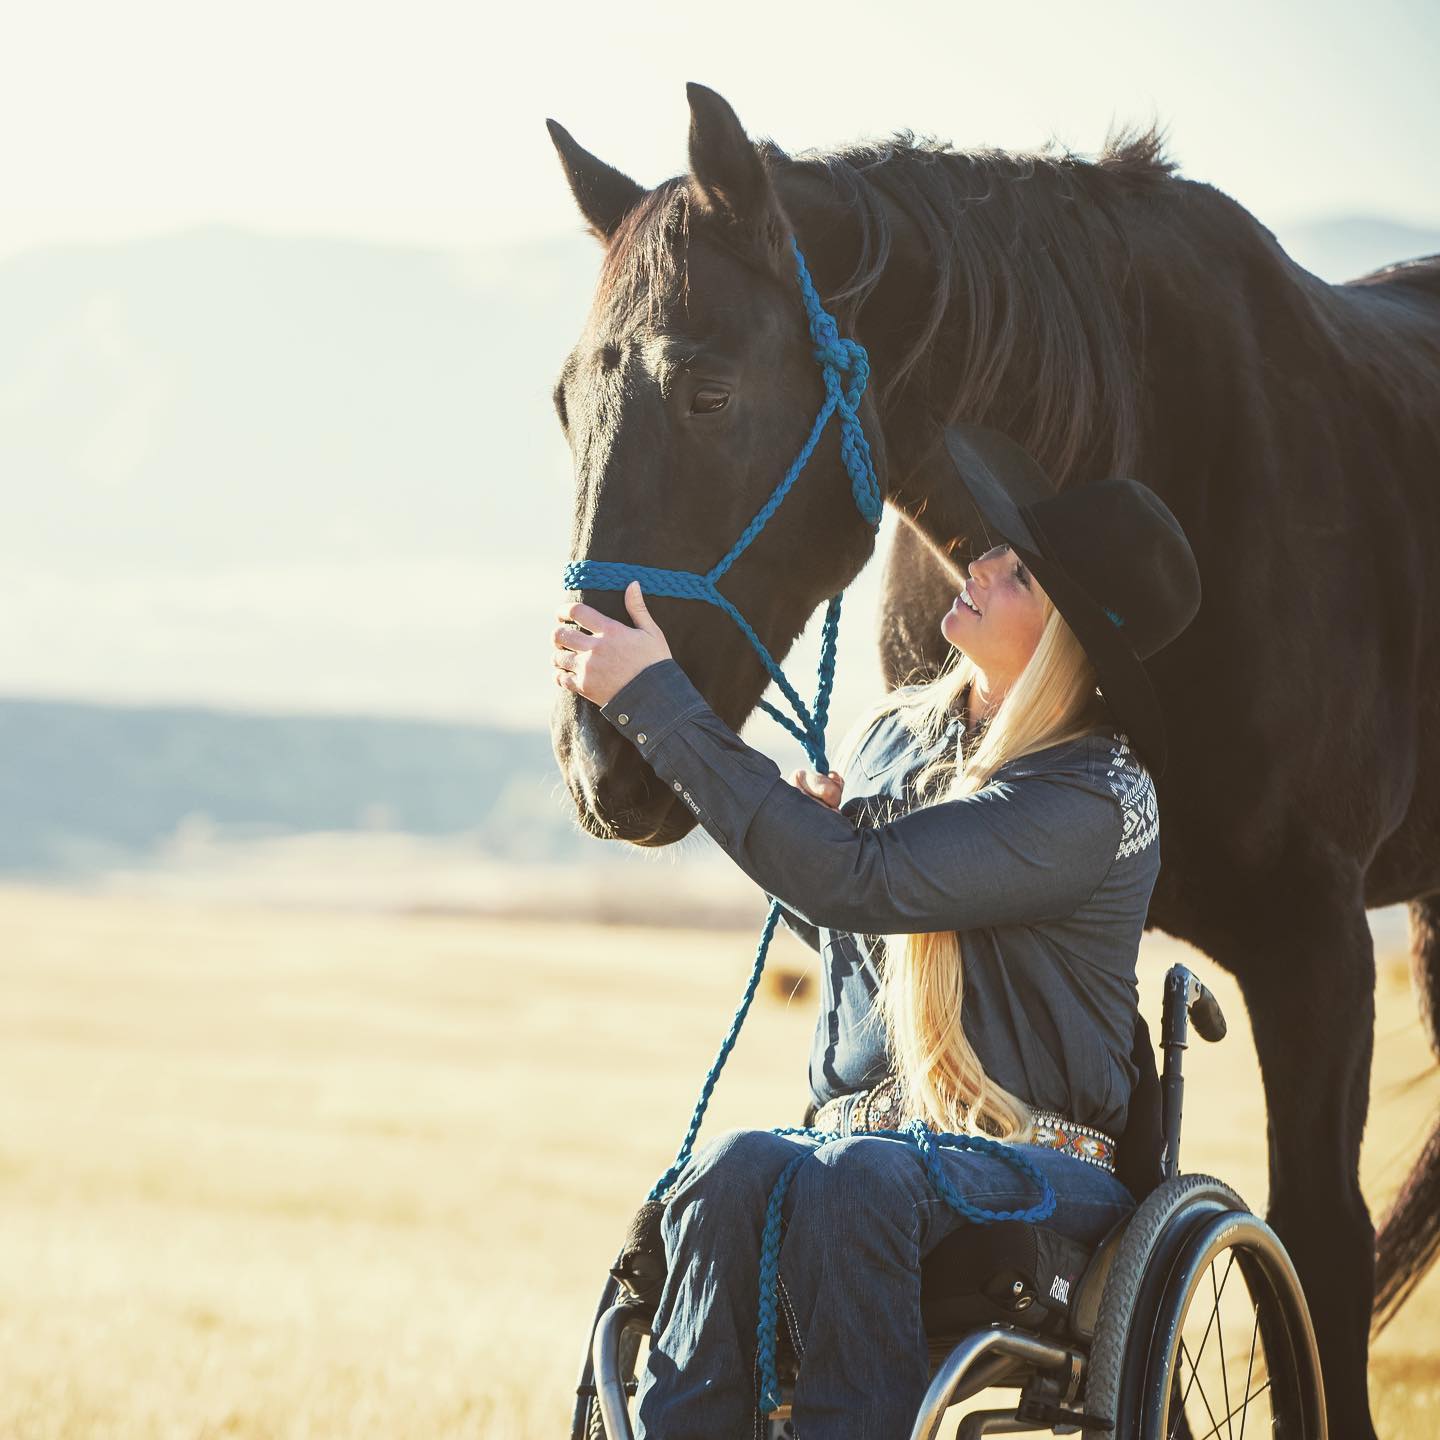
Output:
[1082, 1175, 1248, 1428]
[1138, 1210, 1326, 1439]
[1084, 1175, 1327, 1439]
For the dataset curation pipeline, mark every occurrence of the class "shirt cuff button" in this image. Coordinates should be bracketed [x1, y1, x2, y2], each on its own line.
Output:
[673, 781, 682, 791]
[616, 713, 629, 725]
[636, 732, 647, 744]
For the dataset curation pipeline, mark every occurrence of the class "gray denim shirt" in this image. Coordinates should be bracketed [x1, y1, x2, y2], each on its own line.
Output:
[598, 659, 1161, 1135]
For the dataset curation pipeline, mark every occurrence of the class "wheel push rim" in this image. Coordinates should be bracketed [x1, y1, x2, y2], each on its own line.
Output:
[1144, 1211, 1327, 1440]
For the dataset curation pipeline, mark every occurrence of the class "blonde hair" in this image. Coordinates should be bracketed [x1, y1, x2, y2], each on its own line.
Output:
[831, 590, 1112, 1140]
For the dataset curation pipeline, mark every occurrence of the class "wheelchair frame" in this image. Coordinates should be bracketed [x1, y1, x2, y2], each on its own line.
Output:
[574, 964, 1327, 1440]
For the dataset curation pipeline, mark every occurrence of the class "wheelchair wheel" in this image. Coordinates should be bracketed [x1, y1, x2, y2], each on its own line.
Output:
[572, 1276, 646, 1440]
[1084, 1174, 1326, 1439]
[583, 1324, 642, 1440]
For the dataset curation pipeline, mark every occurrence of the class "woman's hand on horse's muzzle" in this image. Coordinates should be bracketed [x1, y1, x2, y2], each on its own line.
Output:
[553, 580, 673, 706]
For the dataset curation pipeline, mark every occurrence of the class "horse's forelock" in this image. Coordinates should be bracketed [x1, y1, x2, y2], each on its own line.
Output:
[596, 173, 797, 330]
[596, 180, 692, 324]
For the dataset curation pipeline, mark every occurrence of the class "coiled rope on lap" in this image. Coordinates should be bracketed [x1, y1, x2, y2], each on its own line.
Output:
[752, 1120, 1056, 1414]
[561, 234, 1052, 1426]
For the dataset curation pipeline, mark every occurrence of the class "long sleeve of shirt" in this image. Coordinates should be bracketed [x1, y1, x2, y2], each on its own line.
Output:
[598, 659, 1123, 935]
[764, 890, 823, 954]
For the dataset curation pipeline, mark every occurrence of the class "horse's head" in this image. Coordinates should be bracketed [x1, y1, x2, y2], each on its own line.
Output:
[546, 84, 888, 846]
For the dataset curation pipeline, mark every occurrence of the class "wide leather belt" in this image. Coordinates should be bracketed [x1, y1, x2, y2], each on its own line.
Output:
[812, 1073, 911, 1136]
[811, 1076, 1118, 1174]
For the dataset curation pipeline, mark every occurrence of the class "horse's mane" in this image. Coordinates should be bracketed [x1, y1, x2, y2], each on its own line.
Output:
[774, 123, 1181, 484]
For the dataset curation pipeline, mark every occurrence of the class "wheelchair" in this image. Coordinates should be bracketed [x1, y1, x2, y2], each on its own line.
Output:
[572, 964, 1327, 1439]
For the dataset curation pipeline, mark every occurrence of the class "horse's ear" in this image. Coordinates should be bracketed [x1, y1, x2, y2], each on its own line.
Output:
[546, 118, 645, 242]
[685, 82, 782, 235]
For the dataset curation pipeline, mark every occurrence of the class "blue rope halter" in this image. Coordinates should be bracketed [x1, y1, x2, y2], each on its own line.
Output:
[563, 235, 882, 766]
[562, 234, 1055, 1420]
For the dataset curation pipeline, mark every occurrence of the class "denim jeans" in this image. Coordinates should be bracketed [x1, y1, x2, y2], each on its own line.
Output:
[633, 1127, 1136, 1440]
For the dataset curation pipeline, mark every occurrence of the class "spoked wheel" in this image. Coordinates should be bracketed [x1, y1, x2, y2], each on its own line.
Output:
[1139, 1210, 1326, 1440]
[1083, 1175, 1326, 1440]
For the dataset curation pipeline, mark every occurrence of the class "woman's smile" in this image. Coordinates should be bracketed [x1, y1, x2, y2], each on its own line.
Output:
[940, 543, 1048, 687]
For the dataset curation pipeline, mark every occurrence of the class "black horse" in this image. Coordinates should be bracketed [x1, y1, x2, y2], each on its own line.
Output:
[546, 83, 1440, 1439]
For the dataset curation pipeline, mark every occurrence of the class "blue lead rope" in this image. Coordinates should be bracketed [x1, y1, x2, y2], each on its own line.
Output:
[561, 234, 1054, 1423]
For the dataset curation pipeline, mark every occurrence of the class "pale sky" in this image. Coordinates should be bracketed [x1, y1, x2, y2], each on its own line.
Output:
[4, 0, 1438, 262]
[3, 0, 1437, 740]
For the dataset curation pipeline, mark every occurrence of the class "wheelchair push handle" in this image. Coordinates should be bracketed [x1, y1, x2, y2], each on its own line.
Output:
[1159, 964, 1227, 1181]
[1190, 983, 1227, 1044]
[1162, 963, 1227, 1047]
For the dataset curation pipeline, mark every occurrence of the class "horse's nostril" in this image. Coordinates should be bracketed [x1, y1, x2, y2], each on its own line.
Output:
[599, 343, 622, 371]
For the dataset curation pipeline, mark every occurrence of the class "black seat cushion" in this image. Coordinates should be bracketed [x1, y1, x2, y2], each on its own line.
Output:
[920, 1220, 1095, 1336]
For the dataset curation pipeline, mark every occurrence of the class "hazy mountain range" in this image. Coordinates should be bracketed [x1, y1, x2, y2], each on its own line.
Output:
[0, 696, 564, 877]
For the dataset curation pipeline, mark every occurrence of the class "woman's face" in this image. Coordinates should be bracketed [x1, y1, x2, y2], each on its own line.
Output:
[940, 542, 1049, 677]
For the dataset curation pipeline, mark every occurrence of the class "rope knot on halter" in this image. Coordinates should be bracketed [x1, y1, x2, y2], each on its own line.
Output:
[807, 312, 865, 381]
[791, 238, 883, 530]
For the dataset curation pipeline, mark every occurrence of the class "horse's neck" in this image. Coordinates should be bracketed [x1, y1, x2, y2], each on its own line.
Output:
[781, 157, 1139, 544]
[783, 147, 1351, 555]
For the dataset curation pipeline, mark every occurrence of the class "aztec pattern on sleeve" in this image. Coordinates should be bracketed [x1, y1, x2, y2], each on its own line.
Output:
[1106, 733, 1159, 861]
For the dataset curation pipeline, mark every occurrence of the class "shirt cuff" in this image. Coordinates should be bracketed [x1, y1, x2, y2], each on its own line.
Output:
[599, 658, 711, 753]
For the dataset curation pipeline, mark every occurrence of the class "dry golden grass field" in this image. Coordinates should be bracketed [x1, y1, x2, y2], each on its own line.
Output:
[1, 883, 1437, 1437]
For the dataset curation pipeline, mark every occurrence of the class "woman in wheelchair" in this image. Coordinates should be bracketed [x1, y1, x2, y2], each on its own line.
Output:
[554, 425, 1205, 1439]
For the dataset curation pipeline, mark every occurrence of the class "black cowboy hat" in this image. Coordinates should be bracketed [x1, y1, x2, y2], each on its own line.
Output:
[941, 423, 1201, 779]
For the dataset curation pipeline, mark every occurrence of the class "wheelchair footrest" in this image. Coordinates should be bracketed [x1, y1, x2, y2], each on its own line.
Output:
[1015, 1396, 1114, 1432]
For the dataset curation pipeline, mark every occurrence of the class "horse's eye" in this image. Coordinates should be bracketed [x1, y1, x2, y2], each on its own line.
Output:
[690, 388, 730, 415]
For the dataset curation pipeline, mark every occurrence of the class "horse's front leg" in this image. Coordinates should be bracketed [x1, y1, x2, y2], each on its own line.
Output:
[1230, 876, 1378, 1440]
